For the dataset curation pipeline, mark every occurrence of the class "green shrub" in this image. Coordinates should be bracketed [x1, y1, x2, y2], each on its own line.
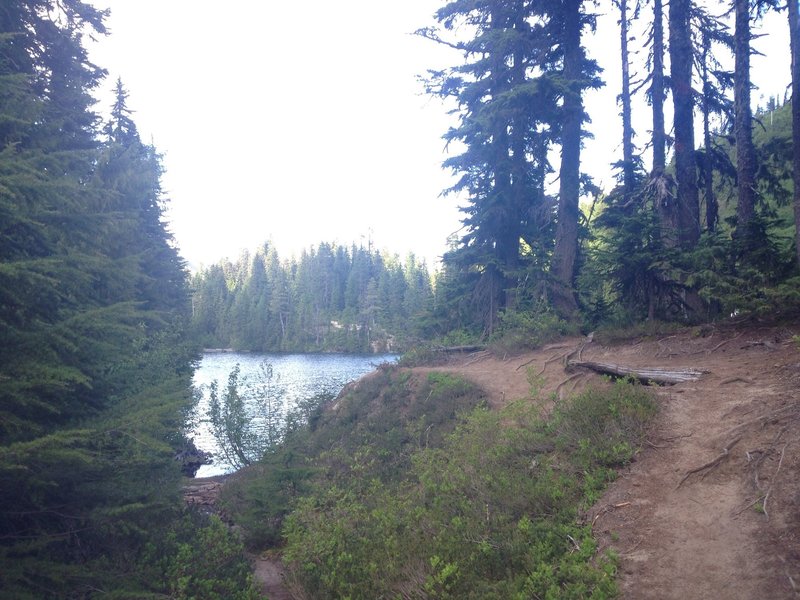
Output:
[282, 381, 656, 599]
[490, 308, 575, 354]
[145, 512, 263, 600]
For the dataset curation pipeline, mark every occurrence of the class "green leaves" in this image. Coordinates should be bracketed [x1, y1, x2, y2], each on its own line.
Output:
[0, 5, 201, 596]
[281, 373, 654, 599]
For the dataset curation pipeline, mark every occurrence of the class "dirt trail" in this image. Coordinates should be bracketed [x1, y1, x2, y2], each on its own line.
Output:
[426, 325, 800, 599]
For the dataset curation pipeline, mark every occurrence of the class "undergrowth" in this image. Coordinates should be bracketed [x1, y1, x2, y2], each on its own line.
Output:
[244, 371, 660, 599]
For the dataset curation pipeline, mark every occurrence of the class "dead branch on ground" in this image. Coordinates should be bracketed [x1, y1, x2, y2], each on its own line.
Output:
[656, 335, 678, 358]
[463, 350, 491, 366]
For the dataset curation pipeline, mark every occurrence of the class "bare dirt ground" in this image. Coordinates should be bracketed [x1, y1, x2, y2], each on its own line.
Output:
[424, 323, 800, 599]
[186, 323, 800, 598]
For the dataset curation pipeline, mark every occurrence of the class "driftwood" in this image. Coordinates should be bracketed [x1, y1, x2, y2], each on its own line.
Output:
[567, 359, 707, 385]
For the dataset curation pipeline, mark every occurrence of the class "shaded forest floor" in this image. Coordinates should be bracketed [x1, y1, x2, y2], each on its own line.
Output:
[186, 321, 800, 599]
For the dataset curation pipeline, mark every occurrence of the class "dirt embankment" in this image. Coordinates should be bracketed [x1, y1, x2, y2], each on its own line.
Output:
[186, 323, 800, 599]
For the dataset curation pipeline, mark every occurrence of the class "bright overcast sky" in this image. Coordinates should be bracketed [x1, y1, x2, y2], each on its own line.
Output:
[87, 1, 791, 272]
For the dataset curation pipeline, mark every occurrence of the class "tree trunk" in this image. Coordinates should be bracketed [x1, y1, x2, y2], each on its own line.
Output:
[789, 0, 800, 268]
[551, 0, 583, 318]
[734, 0, 757, 243]
[619, 0, 636, 202]
[567, 359, 707, 384]
[487, 5, 514, 329]
[669, 0, 700, 248]
[505, 6, 529, 312]
[702, 31, 719, 232]
[652, 0, 666, 175]
[652, 0, 678, 248]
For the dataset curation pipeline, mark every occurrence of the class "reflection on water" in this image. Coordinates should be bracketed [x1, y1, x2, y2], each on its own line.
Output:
[190, 352, 397, 477]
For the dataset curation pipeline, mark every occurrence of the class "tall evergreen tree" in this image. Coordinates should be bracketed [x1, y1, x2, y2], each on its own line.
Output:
[643, 0, 682, 251]
[615, 0, 640, 203]
[650, 0, 668, 178]
[0, 4, 202, 595]
[788, 0, 800, 267]
[419, 0, 549, 332]
[551, 0, 594, 318]
[733, 0, 759, 244]
[669, 0, 701, 248]
[691, 5, 733, 233]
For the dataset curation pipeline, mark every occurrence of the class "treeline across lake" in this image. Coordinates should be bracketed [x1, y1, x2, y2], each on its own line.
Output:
[191, 243, 435, 353]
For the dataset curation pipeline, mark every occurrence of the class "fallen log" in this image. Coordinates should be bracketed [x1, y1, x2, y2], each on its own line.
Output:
[433, 344, 487, 353]
[567, 359, 707, 385]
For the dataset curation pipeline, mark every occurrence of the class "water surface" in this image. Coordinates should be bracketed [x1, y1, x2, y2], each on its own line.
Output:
[190, 352, 397, 477]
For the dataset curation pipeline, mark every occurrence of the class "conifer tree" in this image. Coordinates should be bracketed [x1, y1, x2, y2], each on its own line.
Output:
[733, 0, 759, 243]
[788, 0, 800, 267]
[0, 4, 200, 595]
[614, 0, 640, 204]
[670, 0, 701, 248]
[551, 0, 593, 317]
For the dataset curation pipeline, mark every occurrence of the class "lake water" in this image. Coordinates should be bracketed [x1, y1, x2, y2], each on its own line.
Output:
[190, 352, 398, 477]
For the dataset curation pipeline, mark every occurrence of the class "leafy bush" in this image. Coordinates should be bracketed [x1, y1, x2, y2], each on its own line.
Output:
[282, 381, 656, 599]
[490, 307, 575, 354]
[206, 361, 286, 469]
[149, 512, 263, 600]
[221, 367, 485, 549]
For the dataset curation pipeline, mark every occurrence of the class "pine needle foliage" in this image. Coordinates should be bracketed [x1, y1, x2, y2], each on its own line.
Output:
[0, 5, 251, 596]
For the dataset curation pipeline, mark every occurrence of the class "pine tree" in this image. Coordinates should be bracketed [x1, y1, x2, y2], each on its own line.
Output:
[614, 0, 641, 204]
[788, 0, 800, 268]
[691, 4, 734, 233]
[649, 0, 668, 178]
[551, 0, 591, 318]
[421, 0, 600, 326]
[669, 0, 701, 248]
[733, 0, 759, 243]
[419, 0, 539, 332]
[0, 5, 199, 595]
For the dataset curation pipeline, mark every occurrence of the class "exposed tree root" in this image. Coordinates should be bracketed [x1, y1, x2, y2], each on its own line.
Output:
[720, 376, 755, 385]
[463, 350, 491, 366]
[521, 348, 574, 376]
[556, 373, 583, 400]
[656, 335, 678, 358]
[677, 436, 742, 488]
[724, 404, 799, 439]
[759, 442, 787, 521]
[691, 331, 744, 356]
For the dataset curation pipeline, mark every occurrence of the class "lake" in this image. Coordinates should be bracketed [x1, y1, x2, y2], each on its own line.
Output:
[190, 352, 398, 477]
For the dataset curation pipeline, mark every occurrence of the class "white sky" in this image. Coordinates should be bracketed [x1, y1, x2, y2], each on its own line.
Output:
[87, 1, 791, 272]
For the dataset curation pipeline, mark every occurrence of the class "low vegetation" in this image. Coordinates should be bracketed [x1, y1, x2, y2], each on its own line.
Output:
[219, 364, 656, 599]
